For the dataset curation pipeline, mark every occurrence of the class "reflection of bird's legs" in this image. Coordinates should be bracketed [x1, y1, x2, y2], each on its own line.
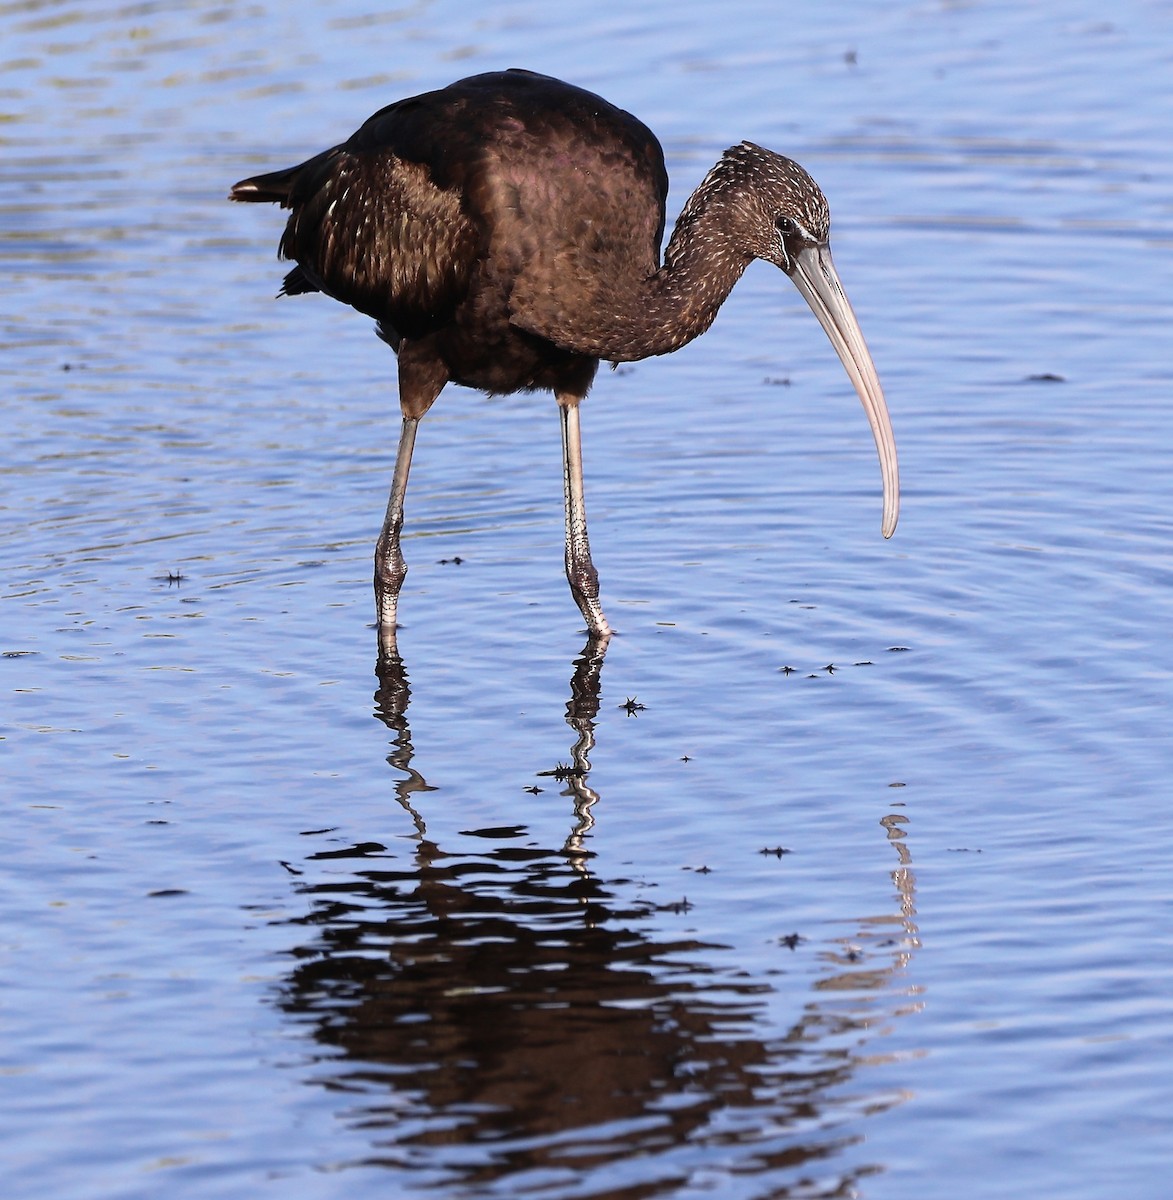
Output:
[375, 415, 418, 661]
[559, 397, 612, 639]
[563, 756, 600, 868]
[372, 651, 436, 848]
[561, 637, 609, 867]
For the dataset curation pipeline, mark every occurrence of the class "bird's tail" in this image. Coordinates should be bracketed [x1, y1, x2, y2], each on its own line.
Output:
[228, 164, 303, 206]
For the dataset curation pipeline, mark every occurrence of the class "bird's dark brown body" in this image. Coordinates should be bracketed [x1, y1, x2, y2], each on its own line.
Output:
[231, 69, 898, 656]
[235, 71, 671, 395]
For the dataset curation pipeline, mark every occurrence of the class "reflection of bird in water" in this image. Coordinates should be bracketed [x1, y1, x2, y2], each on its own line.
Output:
[278, 801, 920, 1193]
[318, 639, 925, 1193]
[232, 69, 898, 658]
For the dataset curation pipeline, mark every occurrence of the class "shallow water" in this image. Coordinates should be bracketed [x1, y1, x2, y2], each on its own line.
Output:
[4, 1, 1173, 1197]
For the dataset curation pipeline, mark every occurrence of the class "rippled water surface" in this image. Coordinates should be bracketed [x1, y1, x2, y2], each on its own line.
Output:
[4, 2, 1173, 1197]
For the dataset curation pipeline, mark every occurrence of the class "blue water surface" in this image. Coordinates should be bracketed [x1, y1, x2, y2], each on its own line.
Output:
[3, 2, 1173, 1197]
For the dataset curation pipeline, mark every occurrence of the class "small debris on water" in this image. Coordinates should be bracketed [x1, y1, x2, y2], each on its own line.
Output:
[537, 762, 583, 781]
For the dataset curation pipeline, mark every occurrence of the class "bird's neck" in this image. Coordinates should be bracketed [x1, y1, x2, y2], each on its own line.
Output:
[608, 186, 753, 361]
[508, 163, 754, 363]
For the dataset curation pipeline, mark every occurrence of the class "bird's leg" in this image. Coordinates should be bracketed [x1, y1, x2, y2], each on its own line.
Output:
[375, 414, 418, 661]
[373, 344, 447, 661]
[559, 397, 612, 639]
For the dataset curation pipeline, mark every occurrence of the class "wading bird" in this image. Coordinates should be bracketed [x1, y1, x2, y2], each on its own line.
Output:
[231, 69, 898, 658]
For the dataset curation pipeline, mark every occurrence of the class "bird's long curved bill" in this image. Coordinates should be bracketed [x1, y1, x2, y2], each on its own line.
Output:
[788, 244, 899, 538]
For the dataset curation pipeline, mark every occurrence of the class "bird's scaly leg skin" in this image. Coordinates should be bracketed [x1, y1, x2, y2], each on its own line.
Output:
[559, 399, 612, 639]
[375, 415, 419, 661]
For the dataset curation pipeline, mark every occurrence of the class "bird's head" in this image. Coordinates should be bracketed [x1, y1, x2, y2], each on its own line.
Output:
[712, 141, 900, 539]
[703, 142, 829, 269]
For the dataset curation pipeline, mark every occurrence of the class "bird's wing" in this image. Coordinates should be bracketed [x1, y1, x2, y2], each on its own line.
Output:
[384, 75, 670, 362]
[235, 72, 670, 359]
[267, 139, 481, 336]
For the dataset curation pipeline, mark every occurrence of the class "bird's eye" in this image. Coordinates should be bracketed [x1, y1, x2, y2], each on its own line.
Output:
[775, 216, 798, 235]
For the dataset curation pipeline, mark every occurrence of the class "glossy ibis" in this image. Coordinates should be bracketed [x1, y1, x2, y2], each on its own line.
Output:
[231, 69, 898, 655]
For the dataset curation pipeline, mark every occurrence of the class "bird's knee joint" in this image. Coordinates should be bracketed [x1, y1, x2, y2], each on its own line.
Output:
[375, 546, 408, 594]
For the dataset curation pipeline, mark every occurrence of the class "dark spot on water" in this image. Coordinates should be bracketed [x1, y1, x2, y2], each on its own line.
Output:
[1025, 372, 1065, 382]
[759, 846, 792, 858]
[494, 845, 550, 863]
[620, 696, 646, 715]
[147, 888, 188, 898]
[318, 841, 386, 858]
